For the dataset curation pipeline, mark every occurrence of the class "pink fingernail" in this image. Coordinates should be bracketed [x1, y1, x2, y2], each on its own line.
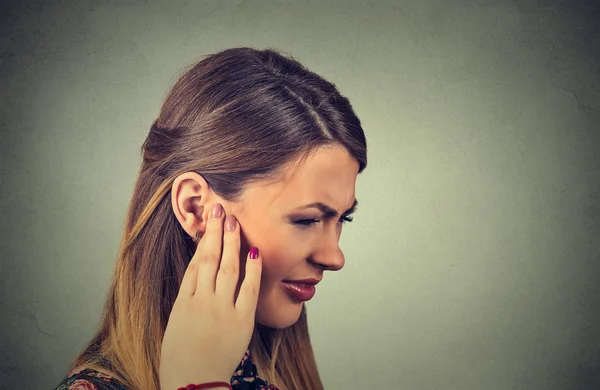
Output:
[211, 203, 222, 218]
[225, 215, 236, 231]
[249, 247, 259, 259]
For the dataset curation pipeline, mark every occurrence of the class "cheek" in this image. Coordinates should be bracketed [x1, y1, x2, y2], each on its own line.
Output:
[259, 229, 309, 281]
[261, 243, 295, 281]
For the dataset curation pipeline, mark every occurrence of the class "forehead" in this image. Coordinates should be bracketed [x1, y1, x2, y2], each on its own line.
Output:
[242, 146, 359, 211]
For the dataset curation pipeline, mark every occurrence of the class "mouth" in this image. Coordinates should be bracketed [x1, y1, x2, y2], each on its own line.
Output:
[281, 281, 317, 301]
[281, 278, 321, 286]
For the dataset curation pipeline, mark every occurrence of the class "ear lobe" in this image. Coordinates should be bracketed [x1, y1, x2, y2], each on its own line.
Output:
[170, 173, 210, 239]
[190, 204, 207, 241]
[174, 198, 208, 240]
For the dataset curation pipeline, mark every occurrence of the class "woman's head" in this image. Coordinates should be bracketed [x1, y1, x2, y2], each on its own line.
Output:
[172, 145, 359, 328]
[145, 47, 367, 327]
[74, 47, 366, 390]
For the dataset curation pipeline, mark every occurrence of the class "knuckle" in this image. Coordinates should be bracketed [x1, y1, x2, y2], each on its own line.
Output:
[200, 253, 218, 265]
[186, 260, 198, 271]
[218, 264, 238, 276]
[242, 283, 258, 296]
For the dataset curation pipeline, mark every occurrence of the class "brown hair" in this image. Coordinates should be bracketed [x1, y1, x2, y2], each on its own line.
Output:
[68, 47, 367, 390]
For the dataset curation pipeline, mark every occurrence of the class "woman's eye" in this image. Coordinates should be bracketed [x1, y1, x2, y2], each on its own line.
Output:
[294, 219, 320, 227]
[294, 216, 353, 228]
[340, 215, 353, 224]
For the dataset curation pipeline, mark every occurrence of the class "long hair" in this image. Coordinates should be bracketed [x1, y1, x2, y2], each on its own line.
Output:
[68, 47, 367, 390]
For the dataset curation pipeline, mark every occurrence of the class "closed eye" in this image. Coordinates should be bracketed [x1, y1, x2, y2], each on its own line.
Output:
[340, 215, 353, 223]
[294, 219, 320, 227]
[294, 215, 353, 228]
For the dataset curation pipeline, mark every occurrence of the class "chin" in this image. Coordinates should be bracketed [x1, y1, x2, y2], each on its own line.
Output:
[256, 302, 303, 329]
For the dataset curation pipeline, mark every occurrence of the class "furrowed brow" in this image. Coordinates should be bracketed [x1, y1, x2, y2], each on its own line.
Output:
[296, 199, 358, 218]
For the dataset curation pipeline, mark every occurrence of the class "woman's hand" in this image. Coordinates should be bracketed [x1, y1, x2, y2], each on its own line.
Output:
[159, 203, 262, 390]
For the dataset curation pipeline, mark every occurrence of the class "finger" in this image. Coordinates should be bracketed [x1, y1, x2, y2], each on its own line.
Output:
[195, 203, 225, 297]
[178, 226, 206, 297]
[215, 215, 241, 301]
[235, 247, 262, 315]
[177, 258, 199, 297]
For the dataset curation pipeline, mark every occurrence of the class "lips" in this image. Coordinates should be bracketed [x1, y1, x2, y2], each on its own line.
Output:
[282, 282, 316, 301]
[281, 278, 321, 285]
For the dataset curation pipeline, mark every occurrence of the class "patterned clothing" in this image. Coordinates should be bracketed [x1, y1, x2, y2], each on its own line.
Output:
[54, 348, 279, 390]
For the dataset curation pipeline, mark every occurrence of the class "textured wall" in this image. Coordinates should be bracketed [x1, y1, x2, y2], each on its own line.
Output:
[1, 1, 599, 389]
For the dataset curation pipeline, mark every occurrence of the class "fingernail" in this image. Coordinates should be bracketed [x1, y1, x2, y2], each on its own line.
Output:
[225, 215, 237, 231]
[211, 203, 222, 218]
[249, 247, 259, 259]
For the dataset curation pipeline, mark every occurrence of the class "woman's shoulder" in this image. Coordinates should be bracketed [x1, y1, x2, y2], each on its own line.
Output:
[55, 367, 128, 390]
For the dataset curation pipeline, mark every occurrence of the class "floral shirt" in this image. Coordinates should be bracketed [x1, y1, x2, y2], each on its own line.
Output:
[55, 348, 279, 390]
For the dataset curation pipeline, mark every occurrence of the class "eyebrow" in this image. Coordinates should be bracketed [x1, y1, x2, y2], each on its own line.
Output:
[295, 199, 358, 218]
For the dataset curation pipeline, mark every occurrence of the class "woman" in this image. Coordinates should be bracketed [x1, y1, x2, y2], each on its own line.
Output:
[54, 46, 367, 390]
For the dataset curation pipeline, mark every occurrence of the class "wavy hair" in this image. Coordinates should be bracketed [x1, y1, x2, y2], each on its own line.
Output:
[68, 47, 367, 390]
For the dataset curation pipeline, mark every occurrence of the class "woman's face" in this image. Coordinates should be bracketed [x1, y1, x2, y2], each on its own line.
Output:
[173, 146, 359, 328]
[231, 146, 359, 328]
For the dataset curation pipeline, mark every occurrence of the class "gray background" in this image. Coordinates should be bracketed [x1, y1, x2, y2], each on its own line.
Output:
[1, 1, 599, 389]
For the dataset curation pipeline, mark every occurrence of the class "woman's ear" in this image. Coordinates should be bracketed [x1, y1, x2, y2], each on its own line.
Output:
[171, 172, 213, 240]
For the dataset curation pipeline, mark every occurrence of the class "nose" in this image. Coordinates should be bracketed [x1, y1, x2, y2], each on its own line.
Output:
[310, 226, 345, 271]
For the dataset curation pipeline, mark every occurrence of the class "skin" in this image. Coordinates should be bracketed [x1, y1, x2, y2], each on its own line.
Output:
[171, 145, 359, 328]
